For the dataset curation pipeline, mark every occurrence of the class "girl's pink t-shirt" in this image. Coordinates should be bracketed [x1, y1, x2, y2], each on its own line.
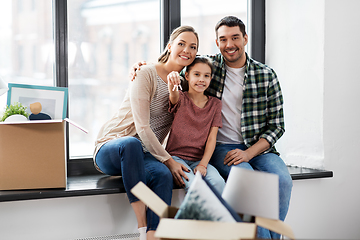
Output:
[165, 91, 222, 161]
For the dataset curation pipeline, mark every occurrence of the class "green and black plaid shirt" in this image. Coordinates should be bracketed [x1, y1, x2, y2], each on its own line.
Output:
[206, 53, 285, 155]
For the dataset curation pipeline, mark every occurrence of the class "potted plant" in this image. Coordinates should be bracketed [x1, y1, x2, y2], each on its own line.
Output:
[0, 102, 29, 122]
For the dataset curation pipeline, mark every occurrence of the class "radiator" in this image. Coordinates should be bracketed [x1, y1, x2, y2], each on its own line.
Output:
[75, 233, 139, 240]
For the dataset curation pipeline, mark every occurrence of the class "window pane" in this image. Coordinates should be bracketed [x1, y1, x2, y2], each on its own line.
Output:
[181, 0, 247, 55]
[68, 0, 160, 158]
[0, 0, 54, 108]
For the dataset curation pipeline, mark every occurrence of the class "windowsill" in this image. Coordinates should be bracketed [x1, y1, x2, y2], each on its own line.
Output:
[0, 159, 333, 203]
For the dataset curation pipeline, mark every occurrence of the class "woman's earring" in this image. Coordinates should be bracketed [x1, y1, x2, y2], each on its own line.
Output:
[167, 44, 171, 53]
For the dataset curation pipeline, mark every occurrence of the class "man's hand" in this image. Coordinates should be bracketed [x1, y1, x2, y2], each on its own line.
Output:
[164, 157, 190, 187]
[129, 61, 147, 81]
[194, 164, 207, 177]
[224, 139, 271, 166]
[224, 149, 252, 166]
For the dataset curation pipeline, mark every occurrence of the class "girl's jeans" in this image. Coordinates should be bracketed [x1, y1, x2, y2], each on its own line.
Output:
[210, 143, 293, 239]
[95, 136, 173, 231]
[172, 156, 225, 194]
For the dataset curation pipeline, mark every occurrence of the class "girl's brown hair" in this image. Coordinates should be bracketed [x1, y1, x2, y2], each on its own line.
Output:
[185, 56, 214, 75]
[158, 26, 199, 63]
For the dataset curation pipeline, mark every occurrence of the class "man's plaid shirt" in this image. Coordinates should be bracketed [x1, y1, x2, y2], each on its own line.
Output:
[206, 53, 285, 155]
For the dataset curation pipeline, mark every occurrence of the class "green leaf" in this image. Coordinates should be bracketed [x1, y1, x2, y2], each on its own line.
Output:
[0, 102, 29, 122]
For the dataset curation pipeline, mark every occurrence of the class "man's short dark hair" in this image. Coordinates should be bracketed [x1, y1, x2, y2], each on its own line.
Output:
[215, 16, 246, 37]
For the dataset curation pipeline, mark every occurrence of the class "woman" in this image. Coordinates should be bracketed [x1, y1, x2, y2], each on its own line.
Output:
[93, 26, 198, 240]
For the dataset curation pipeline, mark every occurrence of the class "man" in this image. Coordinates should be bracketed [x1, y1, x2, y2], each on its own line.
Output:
[206, 16, 292, 239]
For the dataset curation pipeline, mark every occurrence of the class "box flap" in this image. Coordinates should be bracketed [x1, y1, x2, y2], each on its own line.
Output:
[131, 182, 169, 218]
[155, 218, 257, 240]
[255, 216, 295, 240]
[64, 118, 88, 133]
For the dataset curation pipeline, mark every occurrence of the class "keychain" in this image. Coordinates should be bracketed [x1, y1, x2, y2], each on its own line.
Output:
[172, 84, 183, 92]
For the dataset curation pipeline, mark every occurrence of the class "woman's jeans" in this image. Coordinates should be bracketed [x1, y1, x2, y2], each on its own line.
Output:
[172, 156, 225, 194]
[210, 143, 293, 239]
[95, 136, 173, 231]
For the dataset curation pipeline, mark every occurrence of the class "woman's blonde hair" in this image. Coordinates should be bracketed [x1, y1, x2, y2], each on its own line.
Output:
[158, 26, 199, 63]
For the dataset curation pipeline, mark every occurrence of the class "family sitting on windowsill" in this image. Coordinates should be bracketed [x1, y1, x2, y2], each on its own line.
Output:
[93, 16, 292, 240]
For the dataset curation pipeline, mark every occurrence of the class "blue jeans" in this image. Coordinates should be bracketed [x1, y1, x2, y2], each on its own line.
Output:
[172, 156, 225, 194]
[210, 143, 293, 239]
[95, 136, 173, 231]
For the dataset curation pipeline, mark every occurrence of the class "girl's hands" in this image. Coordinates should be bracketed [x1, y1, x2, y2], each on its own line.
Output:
[194, 164, 207, 177]
[164, 157, 190, 187]
[167, 71, 182, 92]
[167, 71, 181, 105]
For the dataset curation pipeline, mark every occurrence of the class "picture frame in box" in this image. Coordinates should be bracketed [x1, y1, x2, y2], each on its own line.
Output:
[7, 83, 68, 120]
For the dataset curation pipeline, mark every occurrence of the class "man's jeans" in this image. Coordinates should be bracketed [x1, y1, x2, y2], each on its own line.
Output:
[95, 136, 173, 231]
[210, 143, 293, 239]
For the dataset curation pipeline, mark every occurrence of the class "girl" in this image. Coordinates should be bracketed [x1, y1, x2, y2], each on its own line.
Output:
[165, 56, 225, 194]
[93, 26, 198, 240]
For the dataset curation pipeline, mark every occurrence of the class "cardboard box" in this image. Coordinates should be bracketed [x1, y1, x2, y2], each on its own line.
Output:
[0, 119, 67, 190]
[131, 182, 295, 240]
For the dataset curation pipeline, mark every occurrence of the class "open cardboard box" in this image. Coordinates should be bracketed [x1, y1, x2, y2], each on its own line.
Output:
[0, 118, 87, 191]
[131, 182, 295, 240]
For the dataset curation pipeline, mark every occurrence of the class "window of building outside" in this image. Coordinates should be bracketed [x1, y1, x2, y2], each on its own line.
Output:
[181, 0, 248, 56]
[0, 0, 321, 170]
[68, 0, 248, 159]
[0, 0, 54, 111]
[68, 0, 161, 158]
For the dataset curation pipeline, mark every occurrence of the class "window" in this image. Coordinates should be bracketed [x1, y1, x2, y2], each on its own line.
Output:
[266, 1, 324, 169]
[67, 0, 161, 158]
[0, 0, 54, 110]
[68, 0, 250, 159]
[181, 0, 248, 55]
[0, 0, 264, 163]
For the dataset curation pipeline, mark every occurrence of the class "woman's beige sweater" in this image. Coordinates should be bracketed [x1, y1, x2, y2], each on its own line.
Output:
[93, 65, 172, 169]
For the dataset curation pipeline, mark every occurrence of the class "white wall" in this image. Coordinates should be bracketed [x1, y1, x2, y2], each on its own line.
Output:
[0, 189, 185, 240]
[0, 194, 138, 240]
[267, 0, 360, 238]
